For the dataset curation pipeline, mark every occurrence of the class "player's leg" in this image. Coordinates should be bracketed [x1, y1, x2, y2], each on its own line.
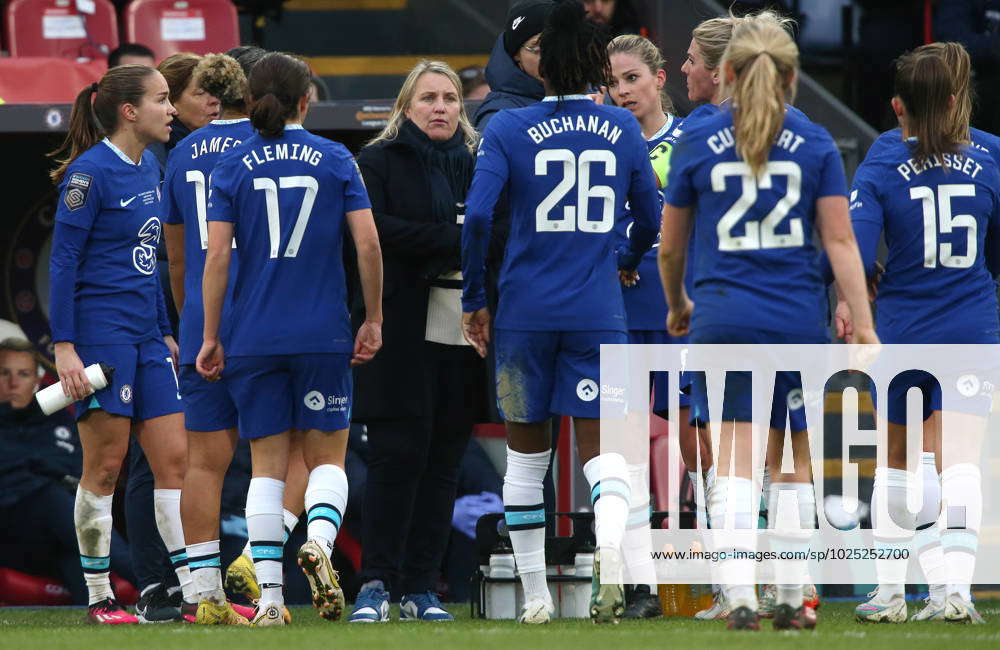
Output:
[131, 340, 192, 607]
[767, 422, 818, 628]
[133, 412, 191, 603]
[174, 364, 248, 624]
[688, 328, 760, 630]
[856, 372, 921, 623]
[290, 352, 353, 621]
[912, 412, 946, 621]
[72, 343, 142, 624]
[495, 328, 557, 624]
[558, 330, 632, 624]
[245, 431, 291, 625]
[225, 355, 294, 626]
[76, 409, 136, 623]
[297, 427, 349, 621]
[228, 434, 303, 609]
[939, 409, 986, 624]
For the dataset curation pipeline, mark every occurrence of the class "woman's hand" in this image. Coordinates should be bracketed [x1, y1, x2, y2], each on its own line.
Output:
[666, 296, 694, 337]
[196, 339, 225, 381]
[835, 299, 853, 342]
[54, 341, 91, 401]
[462, 308, 491, 358]
[352, 321, 383, 366]
[164, 335, 180, 371]
[852, 327, 880, 346]
[619, 269, 639, 287]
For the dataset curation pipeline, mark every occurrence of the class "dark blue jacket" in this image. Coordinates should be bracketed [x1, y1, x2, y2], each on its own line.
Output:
[474, 35, 545, 132]
[0, 401, 81, 508]
[935, 0, 1000, 64]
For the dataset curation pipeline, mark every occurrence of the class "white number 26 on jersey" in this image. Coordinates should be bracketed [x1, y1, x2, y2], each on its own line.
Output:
[712, 161, 803, 251]
[534, 149, 617, 233]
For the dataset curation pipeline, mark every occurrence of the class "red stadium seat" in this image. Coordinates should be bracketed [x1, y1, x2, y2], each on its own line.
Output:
[123, 0, 239, 60]
[4, 0, 118, 59]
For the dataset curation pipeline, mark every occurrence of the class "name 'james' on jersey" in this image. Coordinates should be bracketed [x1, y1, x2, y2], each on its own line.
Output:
[163, 118, 254, 365]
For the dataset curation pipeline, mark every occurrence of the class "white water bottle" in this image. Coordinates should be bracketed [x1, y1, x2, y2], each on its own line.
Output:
[36, 363, 113, 415]
[486, 552, 517, 619]
[569, 551, 594, 618]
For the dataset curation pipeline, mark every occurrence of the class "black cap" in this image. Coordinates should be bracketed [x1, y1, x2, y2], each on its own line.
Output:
[503, 0, 557, 58]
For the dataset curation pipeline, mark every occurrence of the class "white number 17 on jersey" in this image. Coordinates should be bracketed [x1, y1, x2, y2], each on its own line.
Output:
[253, 175, 319, 258]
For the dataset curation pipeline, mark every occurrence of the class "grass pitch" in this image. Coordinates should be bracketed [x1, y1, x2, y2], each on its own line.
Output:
[1, 601, 998, 650]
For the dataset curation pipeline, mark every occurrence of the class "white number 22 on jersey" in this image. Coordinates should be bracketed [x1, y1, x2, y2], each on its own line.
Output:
[252, 175, 319, 258]
[534, 149, 616, 233]
[911, 184, 977, 269]
[712, 161, 803, 251]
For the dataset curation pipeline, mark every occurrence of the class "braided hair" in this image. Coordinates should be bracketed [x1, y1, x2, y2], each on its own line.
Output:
[539, 1, 611, 97]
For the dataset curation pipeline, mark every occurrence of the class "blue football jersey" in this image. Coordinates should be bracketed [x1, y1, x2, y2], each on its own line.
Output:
[52, 140, 165, 344]
[851, 136, 1000, 343]
[463, 96, 661, 332]
[207, 125, 371, 356]
[874, 126, 1000, 172]
[615, 114, 680, 330]
[664, 108, 847, 338]
[675, 101, 807, 137]
[163, 118, 254, 365]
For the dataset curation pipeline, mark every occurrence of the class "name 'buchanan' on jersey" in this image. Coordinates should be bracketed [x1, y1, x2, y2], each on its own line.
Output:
[851, 135, 1000, 343]
[163, 118, 254, 365]
[207, 125, 371, 357]
[664, 108, 848, 339]
[464, 96, 660, 332]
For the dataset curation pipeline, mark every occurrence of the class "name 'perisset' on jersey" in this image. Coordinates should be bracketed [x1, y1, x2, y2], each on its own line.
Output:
[896, 151, 984, 181]
[241, 142, 325, 171]
[526, 114, 624, 145]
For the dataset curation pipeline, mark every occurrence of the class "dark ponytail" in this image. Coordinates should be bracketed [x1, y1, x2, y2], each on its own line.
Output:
[894, 49, 958, 167]
[49, 65, 156, 184]
[248, 52, 311, 138]
[539, 1, 611, 97]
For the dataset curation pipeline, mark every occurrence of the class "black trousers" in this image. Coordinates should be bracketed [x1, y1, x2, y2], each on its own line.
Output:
[359, 344, 481, 595]
[0, 482, 134, 605]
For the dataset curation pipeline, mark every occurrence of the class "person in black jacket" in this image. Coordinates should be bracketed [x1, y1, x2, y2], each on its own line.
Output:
[0, 338, 135, 605]
[347, 60, 491, 623]
[474, 0, 555, 131]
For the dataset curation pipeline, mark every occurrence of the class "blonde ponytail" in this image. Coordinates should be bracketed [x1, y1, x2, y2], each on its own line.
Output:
[722, 14, 799, 177]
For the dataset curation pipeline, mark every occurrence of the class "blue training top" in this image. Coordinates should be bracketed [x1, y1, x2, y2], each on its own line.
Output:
[163, 118, 255, 365]
[850, 134, 1000, 343]
[664, 107, 848, 338]
[207, 124, 371, 357]
[50, 139, 170, 345]
[462, 96, 660, 332]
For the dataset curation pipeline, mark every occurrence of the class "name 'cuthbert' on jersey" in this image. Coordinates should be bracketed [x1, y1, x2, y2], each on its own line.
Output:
[527, 114, 623, 145]
[241, 143, 324, 171]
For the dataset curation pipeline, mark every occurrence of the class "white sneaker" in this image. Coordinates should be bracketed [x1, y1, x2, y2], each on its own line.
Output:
[910, 596, 946, 621]
[518, 598, 554, 624]
[943, 594, 986, 624]
[855, 589, 907, 623]
[694, 589, 730, 620]
[252, 602, 286, 627]
[758, 584, 776, 618]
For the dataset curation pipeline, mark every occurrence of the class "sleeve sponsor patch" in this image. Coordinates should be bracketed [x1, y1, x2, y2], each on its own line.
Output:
[63, 172, 92, 211]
